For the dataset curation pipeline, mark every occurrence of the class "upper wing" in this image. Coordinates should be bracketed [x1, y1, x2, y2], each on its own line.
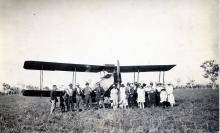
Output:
[24, 61, 175, 73]
[120, 65, 176, 73]
[24, 61, 115, 72]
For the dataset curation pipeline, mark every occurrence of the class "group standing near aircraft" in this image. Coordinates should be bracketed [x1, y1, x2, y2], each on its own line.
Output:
[22, 60, 176, 114]
[48, 81, 175, 114]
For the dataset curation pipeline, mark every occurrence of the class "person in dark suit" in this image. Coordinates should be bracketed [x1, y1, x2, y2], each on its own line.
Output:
[50, 85, 58, 114]
[83, 82, 92, 109]
[129, 83, 136, 108]
[75, 83, 83, 111]
[94, 83, 105, 109]
[155, 83, 163, 106]
[59, 93, 65, 113]
[148, 82, 156, 107]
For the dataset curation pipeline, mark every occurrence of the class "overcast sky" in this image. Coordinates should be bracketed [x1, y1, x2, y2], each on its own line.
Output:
[0, 0, 218, 88]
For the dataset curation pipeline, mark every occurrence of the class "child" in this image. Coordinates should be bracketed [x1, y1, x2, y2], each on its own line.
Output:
[60, 92, 65, 113]
[160, 88, 169, 108]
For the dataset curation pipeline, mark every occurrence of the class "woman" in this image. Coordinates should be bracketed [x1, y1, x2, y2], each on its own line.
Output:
[166, 83, 175, 107]
[137, 84, 145, 109]
[110, 84, 118, 110]
[119, 84, 128, 109]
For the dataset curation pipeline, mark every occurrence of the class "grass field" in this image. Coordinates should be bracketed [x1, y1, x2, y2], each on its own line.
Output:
[0, 88, 219, 133]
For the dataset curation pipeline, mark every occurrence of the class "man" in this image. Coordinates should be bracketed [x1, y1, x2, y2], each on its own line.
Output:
[128, 83, 135, 108]
[142, 83, 149, 107]
[65, 84, 75, 111]
[83, 82, 92, 109]
[94, 83, 105, 109]
[133, 83, 139, 107]
[155, 82, 164, 106]
[147, 82, 156, 107]
[50, 85, 58, 114]
[75, 83, 83, 111]
[126, 82, 132, 108]
[59, 92, 65, 113]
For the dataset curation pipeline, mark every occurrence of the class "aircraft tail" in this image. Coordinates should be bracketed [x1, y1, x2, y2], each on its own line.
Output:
[97, 74, 114, 91]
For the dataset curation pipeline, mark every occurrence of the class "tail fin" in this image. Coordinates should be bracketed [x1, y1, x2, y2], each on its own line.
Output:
[97, 74, 114, 91]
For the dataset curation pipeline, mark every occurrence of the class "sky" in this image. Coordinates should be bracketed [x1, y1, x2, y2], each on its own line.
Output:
[0, 0, 218, 88]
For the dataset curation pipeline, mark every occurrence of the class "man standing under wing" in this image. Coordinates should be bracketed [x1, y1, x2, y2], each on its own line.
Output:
[83, 82, 92, 109]
[65, 84, 74, 111]
[94, 83, 105, 109]
[75, 83, 83, 111]
[68, 84, 75, 111]
[50, 85, 58, 114]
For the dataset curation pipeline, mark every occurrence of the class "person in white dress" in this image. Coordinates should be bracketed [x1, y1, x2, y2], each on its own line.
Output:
[110, 84, 118, 110]
[166, 83, 175, 107]
[119, 84, 128, 109]
[137, 84, 145, 109]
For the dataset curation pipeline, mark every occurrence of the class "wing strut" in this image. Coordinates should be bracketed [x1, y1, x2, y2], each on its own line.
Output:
[159, 71, 161, 82]
[40, 70, 44, 91]
[74, 68, 77, 88]
[40, 70, 41, 90]
[72, 71, 74, 86]
[133, 72, 135, 84]
[163, 71, 165, 84]
[158, 71, 165, 84]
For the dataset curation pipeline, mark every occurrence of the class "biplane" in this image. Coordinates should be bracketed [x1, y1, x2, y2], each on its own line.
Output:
[22, 60, 176, 100]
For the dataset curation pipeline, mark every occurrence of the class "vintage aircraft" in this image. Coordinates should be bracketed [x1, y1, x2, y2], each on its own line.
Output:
[22, 60, 176, 99]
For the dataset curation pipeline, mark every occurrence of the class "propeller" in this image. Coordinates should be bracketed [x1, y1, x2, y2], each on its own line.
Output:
[116, 60, 121, 88]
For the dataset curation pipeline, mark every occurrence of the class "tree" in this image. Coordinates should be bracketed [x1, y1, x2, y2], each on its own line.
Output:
[186, 79, 195, 89]
[190, 80, 195, 89]
[2, 83, 10, 94]
[200, 60, 219, 89]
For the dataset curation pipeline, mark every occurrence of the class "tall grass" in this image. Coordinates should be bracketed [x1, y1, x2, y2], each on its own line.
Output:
[0, 88, 219, 132]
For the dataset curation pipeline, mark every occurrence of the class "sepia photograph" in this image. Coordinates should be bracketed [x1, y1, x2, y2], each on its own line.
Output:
[0, 0, 219, 132]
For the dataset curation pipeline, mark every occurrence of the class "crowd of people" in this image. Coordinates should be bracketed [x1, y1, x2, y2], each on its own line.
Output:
[50, 82, 175, 114]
